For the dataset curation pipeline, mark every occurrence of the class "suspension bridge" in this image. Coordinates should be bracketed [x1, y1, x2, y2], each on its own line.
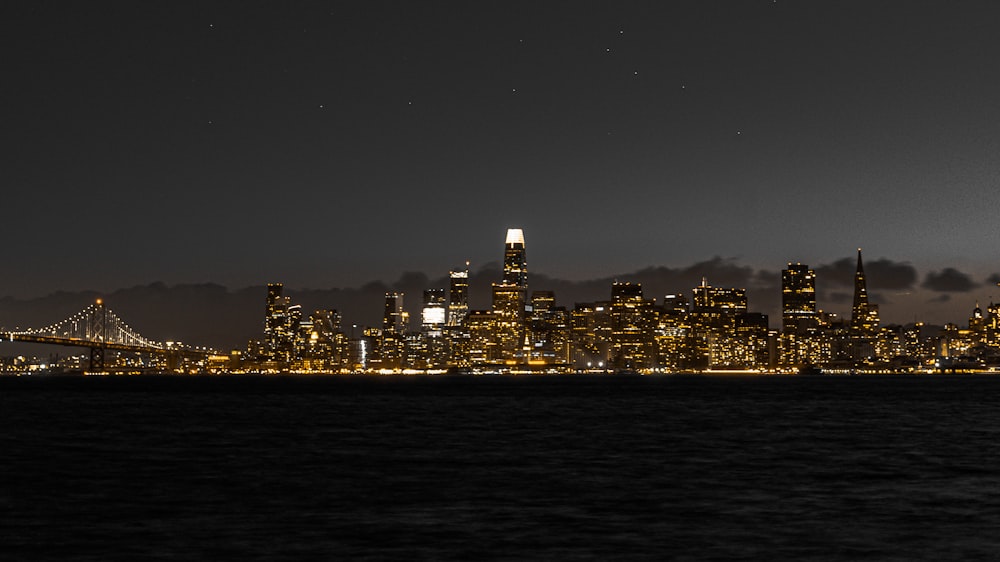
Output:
[0, 300, 214, 372]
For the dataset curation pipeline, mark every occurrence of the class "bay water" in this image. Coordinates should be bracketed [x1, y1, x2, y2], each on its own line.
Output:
[3, 374, 1000, 560]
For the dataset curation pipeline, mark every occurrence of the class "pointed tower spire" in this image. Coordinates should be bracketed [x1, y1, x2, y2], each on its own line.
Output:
[851, 248, 868, 326]
[850, 248, 879, 346]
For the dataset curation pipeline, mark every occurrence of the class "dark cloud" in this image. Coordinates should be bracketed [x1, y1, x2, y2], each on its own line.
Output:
[986, 273, 1000, 286]
[3, 258, 938, 351]
[927, 294, 951, 303]
[814, 258, 855, 288]
[922, 268, 978, 292]
[868, 259, 919, 290]
[814, 257, 917, 290]
[826, 291, 851, 305]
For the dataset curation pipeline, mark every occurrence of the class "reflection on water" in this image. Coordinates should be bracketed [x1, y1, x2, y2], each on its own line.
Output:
[3, 374, 1000, 559]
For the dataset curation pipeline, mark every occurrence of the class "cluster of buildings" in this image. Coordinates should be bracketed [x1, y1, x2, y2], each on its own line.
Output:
[243, 229, 1000, 374]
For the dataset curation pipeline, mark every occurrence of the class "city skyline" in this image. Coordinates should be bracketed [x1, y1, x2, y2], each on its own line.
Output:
[3, 2, 999, 318]
[4, 226, 1000, 375]
[1, 228, 997, 335]
[234, 229, 1000, 373]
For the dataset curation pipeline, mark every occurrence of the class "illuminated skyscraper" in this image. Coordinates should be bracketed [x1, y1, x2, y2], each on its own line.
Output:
[492, 283, 525, 361]
[264, 282, 294, 362]
[381, 292, 408, 370]
[609, 282, 655, 370]
[527, 291, 571, 368]
[782, 263, 817, 334]
[780, 263, 821, 367]
[447, 264, 470, 327]
[850, 249, 879, 336]
[492, 228, 528, 362]
[503, 228, 527, 289]
[383, 292, 408, 334]
[849, 249, 880, 361]
[421, 288, 446, 336]
[691, 278, 747, 369]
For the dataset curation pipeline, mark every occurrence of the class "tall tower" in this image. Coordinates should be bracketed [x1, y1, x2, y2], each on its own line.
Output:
[493, 228, 528, 361]
[849, 249, 880, 361]
[264, 283, 294, 361]
[850, 249, 879, 336]
[503, 228, 527, 289]
[447, 263, 470, 327]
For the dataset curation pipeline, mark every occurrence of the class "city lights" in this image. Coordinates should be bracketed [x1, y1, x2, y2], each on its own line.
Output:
[3, 230, 999, 375]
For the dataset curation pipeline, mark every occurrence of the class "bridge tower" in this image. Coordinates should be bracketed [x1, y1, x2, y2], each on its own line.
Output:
[89, 299, 108, 372]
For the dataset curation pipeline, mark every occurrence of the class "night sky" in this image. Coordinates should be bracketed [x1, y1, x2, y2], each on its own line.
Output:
[4, 1, 1000, 327]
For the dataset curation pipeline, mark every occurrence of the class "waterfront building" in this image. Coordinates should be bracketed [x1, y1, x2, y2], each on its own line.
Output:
[731, 312, 770, 369]
[491, 283, 525, 362]
[780, 263, 820, 367]
[379, 292, 408, 370]
[421, 288, 448, 367]
[527, 291, 571, 368]
[609, 282, 656, 370]
[690, 278, 747, 369]
[571, 301, 612, 371]
[653, 295, 692, 371]
[263, 282, 295, 363]
[466, 310, 495, 366]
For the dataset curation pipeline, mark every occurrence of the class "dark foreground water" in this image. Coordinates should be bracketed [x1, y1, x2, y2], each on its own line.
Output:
[3, 374, 1000, 560]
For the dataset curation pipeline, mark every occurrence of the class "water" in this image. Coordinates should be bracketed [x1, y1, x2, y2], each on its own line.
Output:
[3, 374, 1000, 560]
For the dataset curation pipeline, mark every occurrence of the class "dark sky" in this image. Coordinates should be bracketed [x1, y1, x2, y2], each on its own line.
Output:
[4, 1, 1000, 325]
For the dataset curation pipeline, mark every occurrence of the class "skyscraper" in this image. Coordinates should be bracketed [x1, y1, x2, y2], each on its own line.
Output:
[383, 292, 408, 334]
[264, 282, 294, 362]
[447, 264, 470, 327]
[609, 282, 655, 370]
[849, 249, 880, 361]
[380, 292, 408, 370]
[502, 228, 527, 289]
[850, 249, 879, 336]
[421, 288, 446, 336]
[780, 263, 819, 367]
[782, 263, 818, 334]
[492, 228, 528, 362]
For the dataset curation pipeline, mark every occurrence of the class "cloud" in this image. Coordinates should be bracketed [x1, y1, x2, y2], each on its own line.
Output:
[826, 291, 851, 304]
[868, 259, 919, 290]
[927, 294, 951, 303]
[986, 273, 1000, 286]
[814, 257, 917, 290]
[922, 268, 978, 292]
[814, 258, 856, 287]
